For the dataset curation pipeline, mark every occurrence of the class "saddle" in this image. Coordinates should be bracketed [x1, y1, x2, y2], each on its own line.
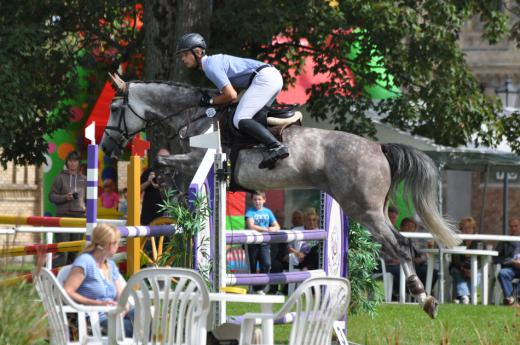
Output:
[220, 104, 302, 145]
[218, 104, 303, 191]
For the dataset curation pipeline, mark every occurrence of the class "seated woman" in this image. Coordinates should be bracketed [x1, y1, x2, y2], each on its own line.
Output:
[64, 223, 133, 336]
[289, 207, 320, 270]
[386, 217, 438, 301]
[449, 216, 482, 304]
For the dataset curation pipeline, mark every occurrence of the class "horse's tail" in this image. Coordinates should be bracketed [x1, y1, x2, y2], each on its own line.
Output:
[381, 143, 460, 248]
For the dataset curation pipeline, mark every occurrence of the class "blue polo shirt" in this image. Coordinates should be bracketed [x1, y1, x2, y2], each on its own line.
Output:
[202, 54, 264, 90]
[72, 253, 122, 302]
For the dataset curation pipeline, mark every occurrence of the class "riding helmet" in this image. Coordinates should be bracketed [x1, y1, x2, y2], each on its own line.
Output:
[176, 33, 207, 54]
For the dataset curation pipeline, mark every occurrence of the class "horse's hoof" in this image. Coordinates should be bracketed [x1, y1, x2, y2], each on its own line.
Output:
[422, 296, 438, 319]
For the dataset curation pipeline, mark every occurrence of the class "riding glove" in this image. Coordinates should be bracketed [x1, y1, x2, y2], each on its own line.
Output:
[200, 94, 213, 107]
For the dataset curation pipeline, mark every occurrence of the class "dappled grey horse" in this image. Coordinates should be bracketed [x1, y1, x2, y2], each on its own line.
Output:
[101, 78, 460, 318]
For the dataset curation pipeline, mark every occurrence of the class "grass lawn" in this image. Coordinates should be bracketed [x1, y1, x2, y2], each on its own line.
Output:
[228, 302, 520, 345]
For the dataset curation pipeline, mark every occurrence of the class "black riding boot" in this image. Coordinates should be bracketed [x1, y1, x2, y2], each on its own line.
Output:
[238, 119, 289, 169]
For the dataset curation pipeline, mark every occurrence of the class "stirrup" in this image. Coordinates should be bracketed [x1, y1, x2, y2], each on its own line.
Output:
[258, 145, 289, 169]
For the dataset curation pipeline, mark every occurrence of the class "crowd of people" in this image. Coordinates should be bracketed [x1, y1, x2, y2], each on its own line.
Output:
[380, 207, 520, 306]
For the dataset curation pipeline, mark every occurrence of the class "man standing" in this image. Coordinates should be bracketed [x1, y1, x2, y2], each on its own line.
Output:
[495, 217, 520, 306]
[140, 148, 170, 225]
[49, 150, 87, 266]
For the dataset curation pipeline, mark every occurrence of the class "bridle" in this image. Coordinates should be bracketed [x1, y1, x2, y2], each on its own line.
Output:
[103, 92, 147, 149]
[103, 85, 215, 151]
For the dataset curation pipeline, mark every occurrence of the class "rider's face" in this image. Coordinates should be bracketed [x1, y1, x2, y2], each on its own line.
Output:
[180, 48, 203, 69]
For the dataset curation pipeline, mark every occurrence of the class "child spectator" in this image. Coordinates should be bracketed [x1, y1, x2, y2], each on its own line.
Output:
[246, 191, 280, 294]
[99, 178, 119, 210]
[118, 188, 128, 217]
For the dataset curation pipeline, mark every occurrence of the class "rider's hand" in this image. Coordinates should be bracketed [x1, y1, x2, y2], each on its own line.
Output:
[199, 94, 213, 107]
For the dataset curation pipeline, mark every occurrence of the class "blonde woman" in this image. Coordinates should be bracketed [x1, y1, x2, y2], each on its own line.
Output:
[449, 216, 482, 304]
[289, 207, 320, 270]
[64, 224, 133, 336]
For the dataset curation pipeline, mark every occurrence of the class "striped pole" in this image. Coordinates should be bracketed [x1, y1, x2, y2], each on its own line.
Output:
[85, 122, 98, 241]
[86, 144, 98, 240]
[0, 215, 124, 227]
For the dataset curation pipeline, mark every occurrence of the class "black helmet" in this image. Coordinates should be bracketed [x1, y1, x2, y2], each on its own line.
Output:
[176, 33, 206, 54]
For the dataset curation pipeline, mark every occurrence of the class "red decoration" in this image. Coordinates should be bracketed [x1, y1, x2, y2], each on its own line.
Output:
[130, 136, 150, 157]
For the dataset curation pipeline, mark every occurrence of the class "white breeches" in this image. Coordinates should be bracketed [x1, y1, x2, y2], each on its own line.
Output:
[233, 66, 283, 128]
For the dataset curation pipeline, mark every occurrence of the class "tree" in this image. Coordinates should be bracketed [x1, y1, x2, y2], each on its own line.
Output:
[212, 0, 517, 150]
[3, 1, 520, 166]
[142, 0, 212, 157]
[0, 1, 142, 167]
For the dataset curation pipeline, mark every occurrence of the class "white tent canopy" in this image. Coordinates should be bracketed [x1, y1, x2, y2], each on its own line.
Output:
[373, 120, 520, 173]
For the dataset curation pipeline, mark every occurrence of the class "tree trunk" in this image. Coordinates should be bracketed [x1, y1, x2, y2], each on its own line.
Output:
[142, 0, 212, 157]
[170, 0, 212, 83]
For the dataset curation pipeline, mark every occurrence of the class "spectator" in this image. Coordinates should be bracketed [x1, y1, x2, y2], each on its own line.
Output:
[400, 217, 438, 293]
[64, 224, 133, 337]
[385, 216, 438, 301]
[49, 150, 87, 266]
[289, 207, 320, 271]
[291, 210, 304, 229]
[140, 148, 170, 225]
[118, 188, 128, 218]
[99, 178, 119, 210]
[450, 216, 482, 304]
[246, 191, 280, 294]
[269, 209, 303, 295]
[495, 217, 520, 306]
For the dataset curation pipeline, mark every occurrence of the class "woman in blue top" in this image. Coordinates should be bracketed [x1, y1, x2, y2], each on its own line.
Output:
[64, 224, 133, 336]
[176, 32, 289, 169]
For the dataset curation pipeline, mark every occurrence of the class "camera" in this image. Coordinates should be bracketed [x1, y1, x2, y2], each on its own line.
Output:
[72, 192, 78, 200]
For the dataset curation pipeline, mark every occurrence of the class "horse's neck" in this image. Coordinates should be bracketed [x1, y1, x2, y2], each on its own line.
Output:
[130, 82, 200, 119]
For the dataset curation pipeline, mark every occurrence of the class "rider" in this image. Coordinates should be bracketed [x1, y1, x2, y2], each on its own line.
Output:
[176, 32, 289, 169]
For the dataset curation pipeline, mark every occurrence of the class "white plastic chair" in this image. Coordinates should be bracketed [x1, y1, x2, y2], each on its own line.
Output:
[373, 258, 393, 302]
[34, 267, 125, 345]
[492, 263, 520, 304]
[238, 276, 351, 345]
[108, 267, 211, 345]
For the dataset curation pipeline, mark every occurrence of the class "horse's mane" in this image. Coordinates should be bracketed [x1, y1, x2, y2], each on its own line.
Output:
[129, 80, 196, 89]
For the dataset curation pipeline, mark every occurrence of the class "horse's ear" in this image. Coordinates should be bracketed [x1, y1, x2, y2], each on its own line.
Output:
[108, 72, 127, 93]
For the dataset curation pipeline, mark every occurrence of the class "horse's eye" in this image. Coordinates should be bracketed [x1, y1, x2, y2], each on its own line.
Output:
[110, 105, 118, 111]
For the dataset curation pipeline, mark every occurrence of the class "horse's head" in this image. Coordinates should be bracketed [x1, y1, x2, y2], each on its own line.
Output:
[100, 74, 210, 159]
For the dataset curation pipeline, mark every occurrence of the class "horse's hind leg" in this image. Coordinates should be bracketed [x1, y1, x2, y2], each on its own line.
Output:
[357, 211, 438, 319]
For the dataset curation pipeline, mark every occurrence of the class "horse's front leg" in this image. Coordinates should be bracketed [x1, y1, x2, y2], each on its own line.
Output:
[156, 150, 204, 176]
[155, 150, 205, 194]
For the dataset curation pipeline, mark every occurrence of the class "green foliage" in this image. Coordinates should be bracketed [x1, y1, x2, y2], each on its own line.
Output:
[157, 190, 211, 280]
[0, 253, 47, 344]
[212, 0, 517, 151]
[0, 1, 142, 167]
[5, 0, 520, 165]
[347, 221, 383, 316]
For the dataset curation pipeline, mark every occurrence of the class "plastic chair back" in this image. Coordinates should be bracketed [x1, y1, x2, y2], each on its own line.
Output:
[111, 267, 210, 345]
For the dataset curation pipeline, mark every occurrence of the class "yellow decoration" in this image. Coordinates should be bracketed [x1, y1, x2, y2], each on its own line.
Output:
[221, 286, 247, 294]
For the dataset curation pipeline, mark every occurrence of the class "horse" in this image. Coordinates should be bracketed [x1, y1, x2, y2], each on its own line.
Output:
[101, 76, 460, 319]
